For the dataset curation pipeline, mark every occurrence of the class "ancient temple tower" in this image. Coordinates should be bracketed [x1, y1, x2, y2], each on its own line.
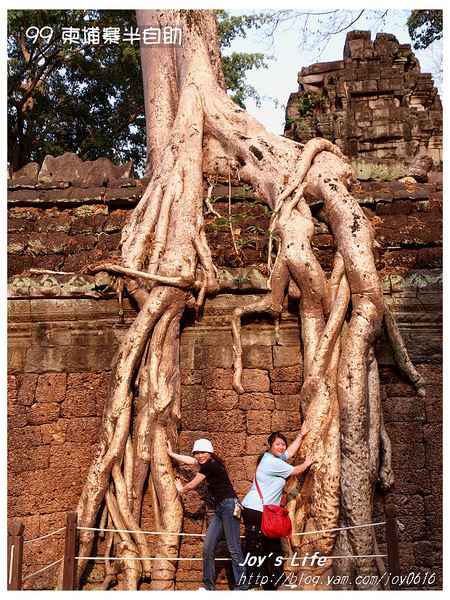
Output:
[285, 31, 442, 163]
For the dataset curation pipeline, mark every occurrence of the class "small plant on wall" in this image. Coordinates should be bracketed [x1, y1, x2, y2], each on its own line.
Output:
[297, 92, 327, 118]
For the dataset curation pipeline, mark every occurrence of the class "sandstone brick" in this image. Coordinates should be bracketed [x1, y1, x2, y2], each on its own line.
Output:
[391, 443, 425, 470]
[182, 409, 208, 431]
[203, 368, 233, 390]
[62, 373, 109, 418]
[198, 344, 233, 368]
[424, 424, 442, 470]
[181, 385, 206, 410]
[273, 345, 301, 367]
[65, 417, 101, 444]
[413, 541, 441, 568]
[27, 231, 70, 255]
[240, 369, 270, 392]
[271, 410, 302, 432]
[8, 403, 28, 427]
[384, 422, 424, 444]
[238, 392, 274, 410]
[96, 232, 122, 251]
[9, 445, 50, 473]
[382, 397, 426, 422]
[245, 434, 269, 455]
[71, 213, 106, 234]
[207, 410, 245, 432]
[392, 468, 431, 494]
[269, 365, 301, 383]
[274, 394, 301, 411]
[7, 493, 37, 517]
[246, 410, 272, 434]
[395, 495, 426, 541]
[205, 389, 238, 410]
[271, 381, 302, 395]
[180, 369, 202, 385]
[40, 419, 68, 445]
[8, 425, 42, 449]
[242, 344, 273, 368]
[28, 402, 61, 425]
[209, 432, 246, 459]
[35, 372, 67, 403]
[104, 209, 129, 233]
[49, 442, 97, 470]
[16, 373, 38, 406]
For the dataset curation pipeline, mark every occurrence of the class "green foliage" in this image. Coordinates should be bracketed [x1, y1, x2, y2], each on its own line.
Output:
[8, 10, 146, 172]
[296, 92, 326, 118]
[215, 10, 270, 108]
[407, 10, 443, 50]
[8, 9, 270, 172]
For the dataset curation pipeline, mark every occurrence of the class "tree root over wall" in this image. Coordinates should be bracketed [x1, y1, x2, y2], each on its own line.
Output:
[58, 9, 425, 590]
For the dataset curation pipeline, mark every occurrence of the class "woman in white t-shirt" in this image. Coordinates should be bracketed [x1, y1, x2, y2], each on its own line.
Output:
[242, 424, 313, 590]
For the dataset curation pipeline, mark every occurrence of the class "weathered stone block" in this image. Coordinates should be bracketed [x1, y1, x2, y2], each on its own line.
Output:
[181, 385, 206, 410]
[205, 389, 238, 410]
[28, 402, 60, 425]
[271, 381, 302, 395]
[246, 409, 272, 434]
[246, 434, 269, 455]
[16, 373, 38, 406]
[202, 368, 233, 390]
[182, 410, 208, 431]
[180, 369, 202, 386]
[35, 373, 67, 403]
[238, 392, 274, 410]
[241, 369, 270, 392]
[199, 344, 233, 368]
[61, 373, 106, 417]
[274, 394, 301, 412]
[273, 345, 301, 367]
[382, 397, 426, 422]
[271, 410, 302, 432]
[269, 365, 301, 383]
[207, 410, 245, 432]
[208, 432, 246, 459]
[242, 344, 273, 368]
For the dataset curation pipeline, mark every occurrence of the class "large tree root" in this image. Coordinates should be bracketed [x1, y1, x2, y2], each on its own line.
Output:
[66, 9, 424, 590]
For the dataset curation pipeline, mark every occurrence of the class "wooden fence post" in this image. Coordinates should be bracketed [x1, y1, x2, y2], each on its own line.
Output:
[8, 521, 24, 590]
[385, 503, 400, 590]
[62, 512, 78, 590]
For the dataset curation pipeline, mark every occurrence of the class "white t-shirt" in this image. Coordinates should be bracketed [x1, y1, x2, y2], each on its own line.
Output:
[242, 451, 294, 512]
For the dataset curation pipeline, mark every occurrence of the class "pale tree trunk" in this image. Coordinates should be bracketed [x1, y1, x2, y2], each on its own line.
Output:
[63, 9, 424, 590]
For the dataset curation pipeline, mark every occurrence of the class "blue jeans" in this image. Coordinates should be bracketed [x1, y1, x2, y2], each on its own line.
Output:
[202, 497, 248, 590]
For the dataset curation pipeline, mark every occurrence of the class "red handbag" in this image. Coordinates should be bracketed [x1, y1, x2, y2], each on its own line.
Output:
[254, 473, 292, 538]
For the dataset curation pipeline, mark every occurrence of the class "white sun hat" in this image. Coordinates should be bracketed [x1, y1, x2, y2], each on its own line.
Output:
[192, 438, 214, 454]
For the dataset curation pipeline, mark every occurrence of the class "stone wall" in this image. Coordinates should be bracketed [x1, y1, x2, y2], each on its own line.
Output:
[7, 157, 442, 590]
[285, 31, 442, 163]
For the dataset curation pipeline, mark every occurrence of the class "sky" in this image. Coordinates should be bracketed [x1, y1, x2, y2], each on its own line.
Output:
[225, 8, 443, 135]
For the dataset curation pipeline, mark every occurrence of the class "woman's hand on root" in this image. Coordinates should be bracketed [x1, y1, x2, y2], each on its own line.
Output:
[167, 439, 173, 457]
[175, 477, 184, 493]
[300, 421, 311, 438]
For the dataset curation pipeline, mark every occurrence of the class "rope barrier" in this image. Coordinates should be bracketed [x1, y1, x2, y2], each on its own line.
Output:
[78, 520, 386, 539]
[78, 526, 205, 537]
[22, 557, 63, 582]
[23, 527, 66, 545]
[76, 553, 388, 563]
[290, 521, 386, 537]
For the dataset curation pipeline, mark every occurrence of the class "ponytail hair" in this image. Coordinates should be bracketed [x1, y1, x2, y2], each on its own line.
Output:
[256, 431, 288, 466]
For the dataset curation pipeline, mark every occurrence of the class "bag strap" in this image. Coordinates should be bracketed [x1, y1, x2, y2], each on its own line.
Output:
[254, 470, 264, 505]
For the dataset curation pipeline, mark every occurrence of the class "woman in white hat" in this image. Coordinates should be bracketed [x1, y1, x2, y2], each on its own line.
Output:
[167, 438, 248, 590]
